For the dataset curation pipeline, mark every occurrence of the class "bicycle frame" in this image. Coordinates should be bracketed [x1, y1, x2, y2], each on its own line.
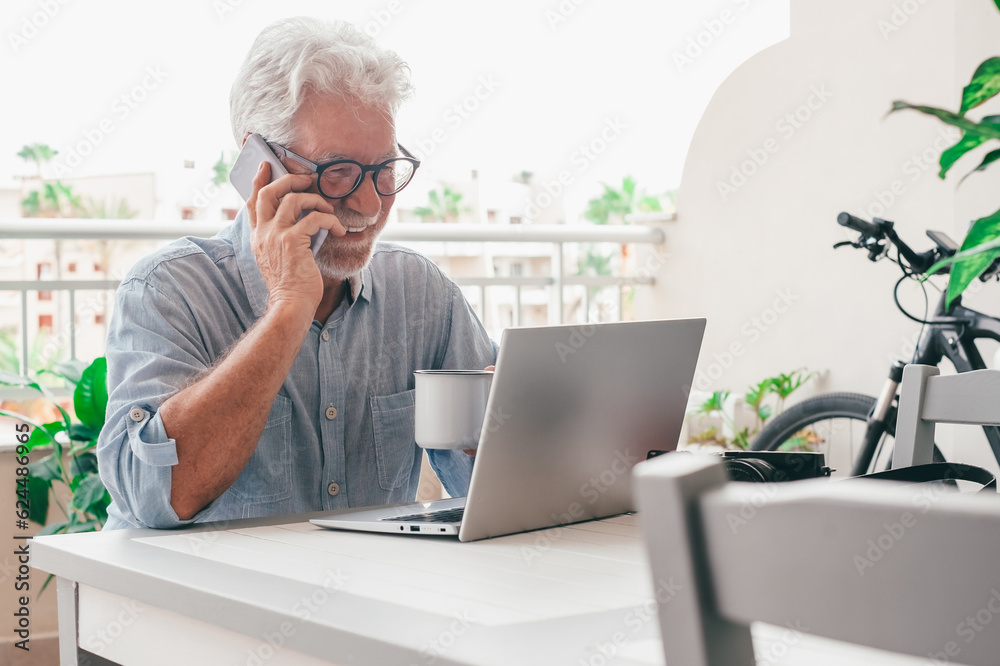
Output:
[857, 290, 1000, 474]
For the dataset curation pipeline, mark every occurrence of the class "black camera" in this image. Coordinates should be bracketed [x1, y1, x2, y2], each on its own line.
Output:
[646, 449, 832, 483]
[717, 450, 832, 483]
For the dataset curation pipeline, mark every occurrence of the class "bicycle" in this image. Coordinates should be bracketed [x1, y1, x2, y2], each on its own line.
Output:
[751, 212, 1000, 477]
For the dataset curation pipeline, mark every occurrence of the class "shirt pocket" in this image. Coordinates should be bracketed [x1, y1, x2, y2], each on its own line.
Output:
[371, 389, 418, 491]
[230, 394, 293, 503]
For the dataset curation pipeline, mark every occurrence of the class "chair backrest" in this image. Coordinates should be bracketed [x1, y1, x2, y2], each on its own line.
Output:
[633, 453, 1000, 666]
[893, 364, 1000, 468]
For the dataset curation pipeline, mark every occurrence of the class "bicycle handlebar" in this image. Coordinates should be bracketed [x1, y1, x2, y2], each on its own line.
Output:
[837, 212, 881, 238]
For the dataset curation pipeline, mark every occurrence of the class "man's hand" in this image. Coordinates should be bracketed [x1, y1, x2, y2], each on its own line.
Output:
[463, 365, 495, 456]
[247, 161, 346, 312]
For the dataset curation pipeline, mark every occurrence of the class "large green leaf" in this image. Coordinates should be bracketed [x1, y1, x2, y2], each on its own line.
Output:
[960, 147, 1000, 184]
[66, 518, 103, 534]
[73, 357, 107, 430]
[0, 410, 65, 458]
[36, 521, 68, 537]
[941, 115, 1000, 179]
[26, 474, 50, 525]
[940, 207, 1000, 308]
[68, 422, 101, 442]
[891, 102, 1000, 141]
[0, 371, 35, 388]
[25, 421, 65, 455]
[940, 133, 989, 178]
[41, 360, 88, 385]
[71, 474, 107, 513]
[960, 58, 1000, 114]
[69, 451, 99, 479]
[926, 235, 1000, 276]
[28, 454, 63, 484]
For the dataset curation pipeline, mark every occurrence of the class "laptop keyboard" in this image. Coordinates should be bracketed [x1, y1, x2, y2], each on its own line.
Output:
[381, 507, 465, 524]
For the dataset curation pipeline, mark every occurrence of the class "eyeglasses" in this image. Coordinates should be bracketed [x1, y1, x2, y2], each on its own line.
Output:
[266, 141, 420, 199]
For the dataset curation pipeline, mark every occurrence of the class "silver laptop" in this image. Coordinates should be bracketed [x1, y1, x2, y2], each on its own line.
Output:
[310, 318, 706, 542]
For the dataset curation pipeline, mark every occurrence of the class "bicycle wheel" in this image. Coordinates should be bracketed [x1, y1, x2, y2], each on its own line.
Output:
[751, 392, 944, 477]
[751, 393, 889, 477]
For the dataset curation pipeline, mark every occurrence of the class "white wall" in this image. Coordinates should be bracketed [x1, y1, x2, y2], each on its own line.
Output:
[638, 1, 1000, 468]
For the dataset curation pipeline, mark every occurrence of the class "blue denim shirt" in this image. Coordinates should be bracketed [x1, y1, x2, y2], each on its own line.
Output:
[98, 210, 496, 529]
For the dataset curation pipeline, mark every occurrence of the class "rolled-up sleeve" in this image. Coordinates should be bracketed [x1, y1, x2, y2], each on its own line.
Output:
[98, 278, 221, 529]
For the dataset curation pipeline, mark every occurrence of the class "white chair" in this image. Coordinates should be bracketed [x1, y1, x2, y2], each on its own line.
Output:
[634, 438, 1000, 664]
[893, 364, 1000, 469]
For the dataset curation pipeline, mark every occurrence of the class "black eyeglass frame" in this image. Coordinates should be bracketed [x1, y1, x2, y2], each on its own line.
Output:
[265, 141, 421, 199]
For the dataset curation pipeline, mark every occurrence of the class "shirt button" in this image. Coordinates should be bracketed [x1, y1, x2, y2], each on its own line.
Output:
[321, 330, 330, 342]
[327, 482, 340, 496]
[129, 408, 145, 422]
[325, 406, 338, 420]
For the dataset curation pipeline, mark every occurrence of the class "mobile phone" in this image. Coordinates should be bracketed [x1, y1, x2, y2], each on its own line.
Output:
[229, 133, 328, 255]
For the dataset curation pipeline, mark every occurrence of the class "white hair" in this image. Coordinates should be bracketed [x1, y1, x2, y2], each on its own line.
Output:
[229, 17, 414, 146]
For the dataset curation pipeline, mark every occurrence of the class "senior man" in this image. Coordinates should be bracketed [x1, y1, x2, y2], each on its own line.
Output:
[97, 18, 496, 529]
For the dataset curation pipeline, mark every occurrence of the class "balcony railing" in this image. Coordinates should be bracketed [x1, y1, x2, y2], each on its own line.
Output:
[0, 217, 670, 375]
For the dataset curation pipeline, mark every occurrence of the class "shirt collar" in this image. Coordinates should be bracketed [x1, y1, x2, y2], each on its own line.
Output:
[230, 208, 370, 319]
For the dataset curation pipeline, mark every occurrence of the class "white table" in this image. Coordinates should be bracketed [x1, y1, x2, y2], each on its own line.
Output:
[32, 511, 936, 665]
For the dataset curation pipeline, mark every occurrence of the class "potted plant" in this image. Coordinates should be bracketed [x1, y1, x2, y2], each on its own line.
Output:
[2, 357, 111, 546]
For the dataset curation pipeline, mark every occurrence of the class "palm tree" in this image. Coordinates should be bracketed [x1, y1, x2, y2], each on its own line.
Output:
[17, 145, 81, 218]
[414, 187, 467, 223]
[17, 143, 58, 180]
[580, 176, 672, 320]
[583, 175, 665, 226]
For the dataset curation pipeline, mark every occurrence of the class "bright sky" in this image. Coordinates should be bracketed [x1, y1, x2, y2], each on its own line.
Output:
[1, 0, 788, 219]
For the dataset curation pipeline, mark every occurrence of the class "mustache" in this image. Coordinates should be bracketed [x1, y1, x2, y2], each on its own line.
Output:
[336, 209, 377, 230]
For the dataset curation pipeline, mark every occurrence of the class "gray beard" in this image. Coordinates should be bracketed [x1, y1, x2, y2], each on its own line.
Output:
[314, 209, 381, 280]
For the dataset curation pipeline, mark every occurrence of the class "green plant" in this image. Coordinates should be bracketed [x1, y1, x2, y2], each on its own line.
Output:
[891, 0, 1000, 306]
[0, 357, 110, 543]
[414, 187, 467, 222]
[212, 151, 238, 186]
[21, 180, 82, 218]
[0, 327, 66, 378]
[690, 369, 816, 449]
[583, 175, 666, 226]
